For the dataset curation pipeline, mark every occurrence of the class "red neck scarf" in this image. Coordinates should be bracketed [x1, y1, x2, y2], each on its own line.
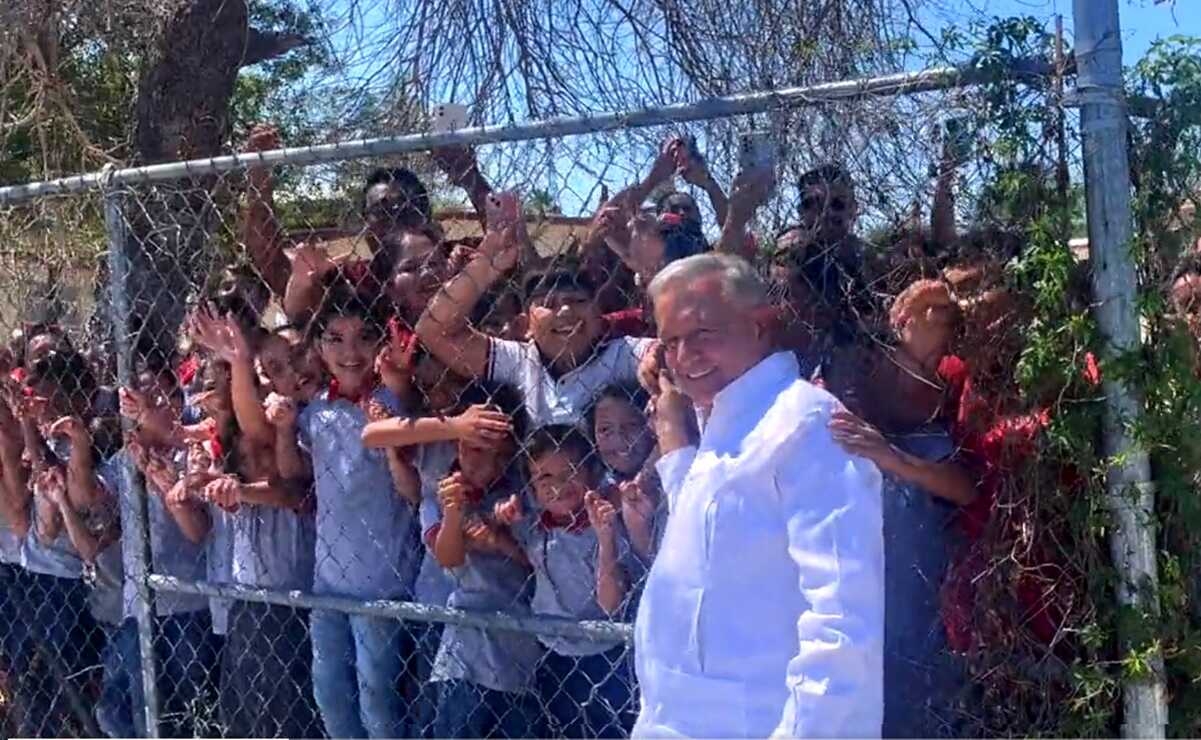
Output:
[538, 508, 591, 534]
[328, 377, 375, 405]
[205, 425, 224, 462]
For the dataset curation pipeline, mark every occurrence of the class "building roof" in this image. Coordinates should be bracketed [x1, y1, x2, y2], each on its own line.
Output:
[292, 207, 591, 260]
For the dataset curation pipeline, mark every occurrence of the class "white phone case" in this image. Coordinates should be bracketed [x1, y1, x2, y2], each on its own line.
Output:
[431, 103, 469, 133]
[739, 131, 775, 172]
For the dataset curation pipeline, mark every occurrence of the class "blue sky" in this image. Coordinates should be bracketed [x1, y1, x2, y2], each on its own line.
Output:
[310, 0, 1196, 217]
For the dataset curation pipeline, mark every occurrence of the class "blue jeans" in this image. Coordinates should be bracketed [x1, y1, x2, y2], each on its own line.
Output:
[537, 646, 634, 738]
[434, 680, 541, 739]
[96, 612, 219, 738]
[0, 565, 39, 737]
[311, 609, 409, 738]
[219, 600, 321, 738]
[407, 621, 442, 738]
[10, 572, 99, 737]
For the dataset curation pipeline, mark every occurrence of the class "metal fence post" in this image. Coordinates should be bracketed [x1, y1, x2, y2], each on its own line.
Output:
[102, 181, 163, 738]
[1072, 1, 1168, 737]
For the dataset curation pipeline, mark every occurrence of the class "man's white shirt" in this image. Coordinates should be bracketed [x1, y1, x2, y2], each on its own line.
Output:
[633, 351, 885, 738]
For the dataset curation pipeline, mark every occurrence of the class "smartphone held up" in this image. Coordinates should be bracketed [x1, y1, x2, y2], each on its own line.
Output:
[485, 191, 522, 229]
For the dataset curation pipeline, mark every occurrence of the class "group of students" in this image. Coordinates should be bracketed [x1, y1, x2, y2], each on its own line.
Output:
[0, 124, 1059, 739]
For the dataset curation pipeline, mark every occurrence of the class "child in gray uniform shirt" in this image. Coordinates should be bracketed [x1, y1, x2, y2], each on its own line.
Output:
[428, 418, 544, 738]
[500, 424, 641, 738]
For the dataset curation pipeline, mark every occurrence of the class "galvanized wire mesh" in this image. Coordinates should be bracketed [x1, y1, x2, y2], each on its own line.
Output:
[0, 56, 1084, 737]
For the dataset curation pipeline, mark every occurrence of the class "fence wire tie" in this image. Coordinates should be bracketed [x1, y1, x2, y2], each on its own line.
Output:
[99, 162, 119, 194]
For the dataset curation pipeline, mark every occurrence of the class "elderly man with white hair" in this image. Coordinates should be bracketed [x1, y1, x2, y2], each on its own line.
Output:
[633, 252, 885, 738]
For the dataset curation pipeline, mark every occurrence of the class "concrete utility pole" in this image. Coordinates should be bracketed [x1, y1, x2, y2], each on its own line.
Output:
[1072, 1, 1167, 737]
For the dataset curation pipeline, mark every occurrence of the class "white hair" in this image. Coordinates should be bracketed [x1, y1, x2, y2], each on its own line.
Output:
[647, 253, 770, 309]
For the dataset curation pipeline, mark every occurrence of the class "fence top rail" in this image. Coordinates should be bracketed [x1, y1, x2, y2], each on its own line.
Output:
[0, 59, 1052, 206]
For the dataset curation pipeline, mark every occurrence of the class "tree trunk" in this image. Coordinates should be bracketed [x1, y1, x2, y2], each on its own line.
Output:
[120, 0, 249, 366]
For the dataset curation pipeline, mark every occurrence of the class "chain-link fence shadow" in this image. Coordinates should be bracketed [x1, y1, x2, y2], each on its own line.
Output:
[0, 28, 1145, 735]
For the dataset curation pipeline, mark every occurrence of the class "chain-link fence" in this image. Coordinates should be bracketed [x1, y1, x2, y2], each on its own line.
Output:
[0, 41, 1142, 737]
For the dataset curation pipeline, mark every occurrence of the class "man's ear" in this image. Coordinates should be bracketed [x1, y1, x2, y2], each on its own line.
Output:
[749, 304, 779, 340]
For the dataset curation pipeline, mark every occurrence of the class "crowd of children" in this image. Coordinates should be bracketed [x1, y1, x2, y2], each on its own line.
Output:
[0, 124, 1120, 739]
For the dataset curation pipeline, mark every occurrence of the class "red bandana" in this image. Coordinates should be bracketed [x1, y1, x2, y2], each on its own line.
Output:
[538, 508, 591, 534]
[205, 426, 224, 462]
[328, 378, 374, 405]
[177, 355, 200, 386]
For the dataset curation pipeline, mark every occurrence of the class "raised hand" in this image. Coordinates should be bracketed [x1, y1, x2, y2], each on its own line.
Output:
[431, 145, 478, 184]
[189, 309, 252, 364]
[463, 516, 507, 554]
[493, 493, 524, 527]
[675, 137, 711, 186]
[476, 223, 522, 275]
[438, 472, 471, 523]
[619, 476, 657, 528]
[828, 409, 901, 471]
[283, 242, 339, 284]
[650, 370, 693, 443]
[48, 415, 90, 449]
[590, 203, 632, 253]
[626, 212, 669, 277]
[448, 243, 476, 274]
[585, 490, 618, 539]
[451, 404, 513, 447]
[648, 136, 683, 186]
[244, 123, 281, 154]
[118, 386, 149, 423]
[376, 322, 419, 397]
[727, 167, 775, 222]
[264, 393, 298, 429]
[190, 389, 228, 418]
[36, 466, 68, 508]
[637, 341, 665, 395]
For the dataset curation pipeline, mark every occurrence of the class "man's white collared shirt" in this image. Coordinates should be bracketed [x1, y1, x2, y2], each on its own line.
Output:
[633, 351, 885, 738]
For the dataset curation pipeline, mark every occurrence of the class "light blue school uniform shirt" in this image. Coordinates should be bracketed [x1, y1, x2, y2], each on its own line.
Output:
[22, 438, 86, 579]
[102, 453, 209, 619]
[298, 387, 421, 599]
[488, 336, 654, 429]
[206, 505, 235, 634]
[430, 481, 543, 694]
[514, 512, 637, 658]
[412, 441, 457, 606]
[230, 502, 316, 592]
